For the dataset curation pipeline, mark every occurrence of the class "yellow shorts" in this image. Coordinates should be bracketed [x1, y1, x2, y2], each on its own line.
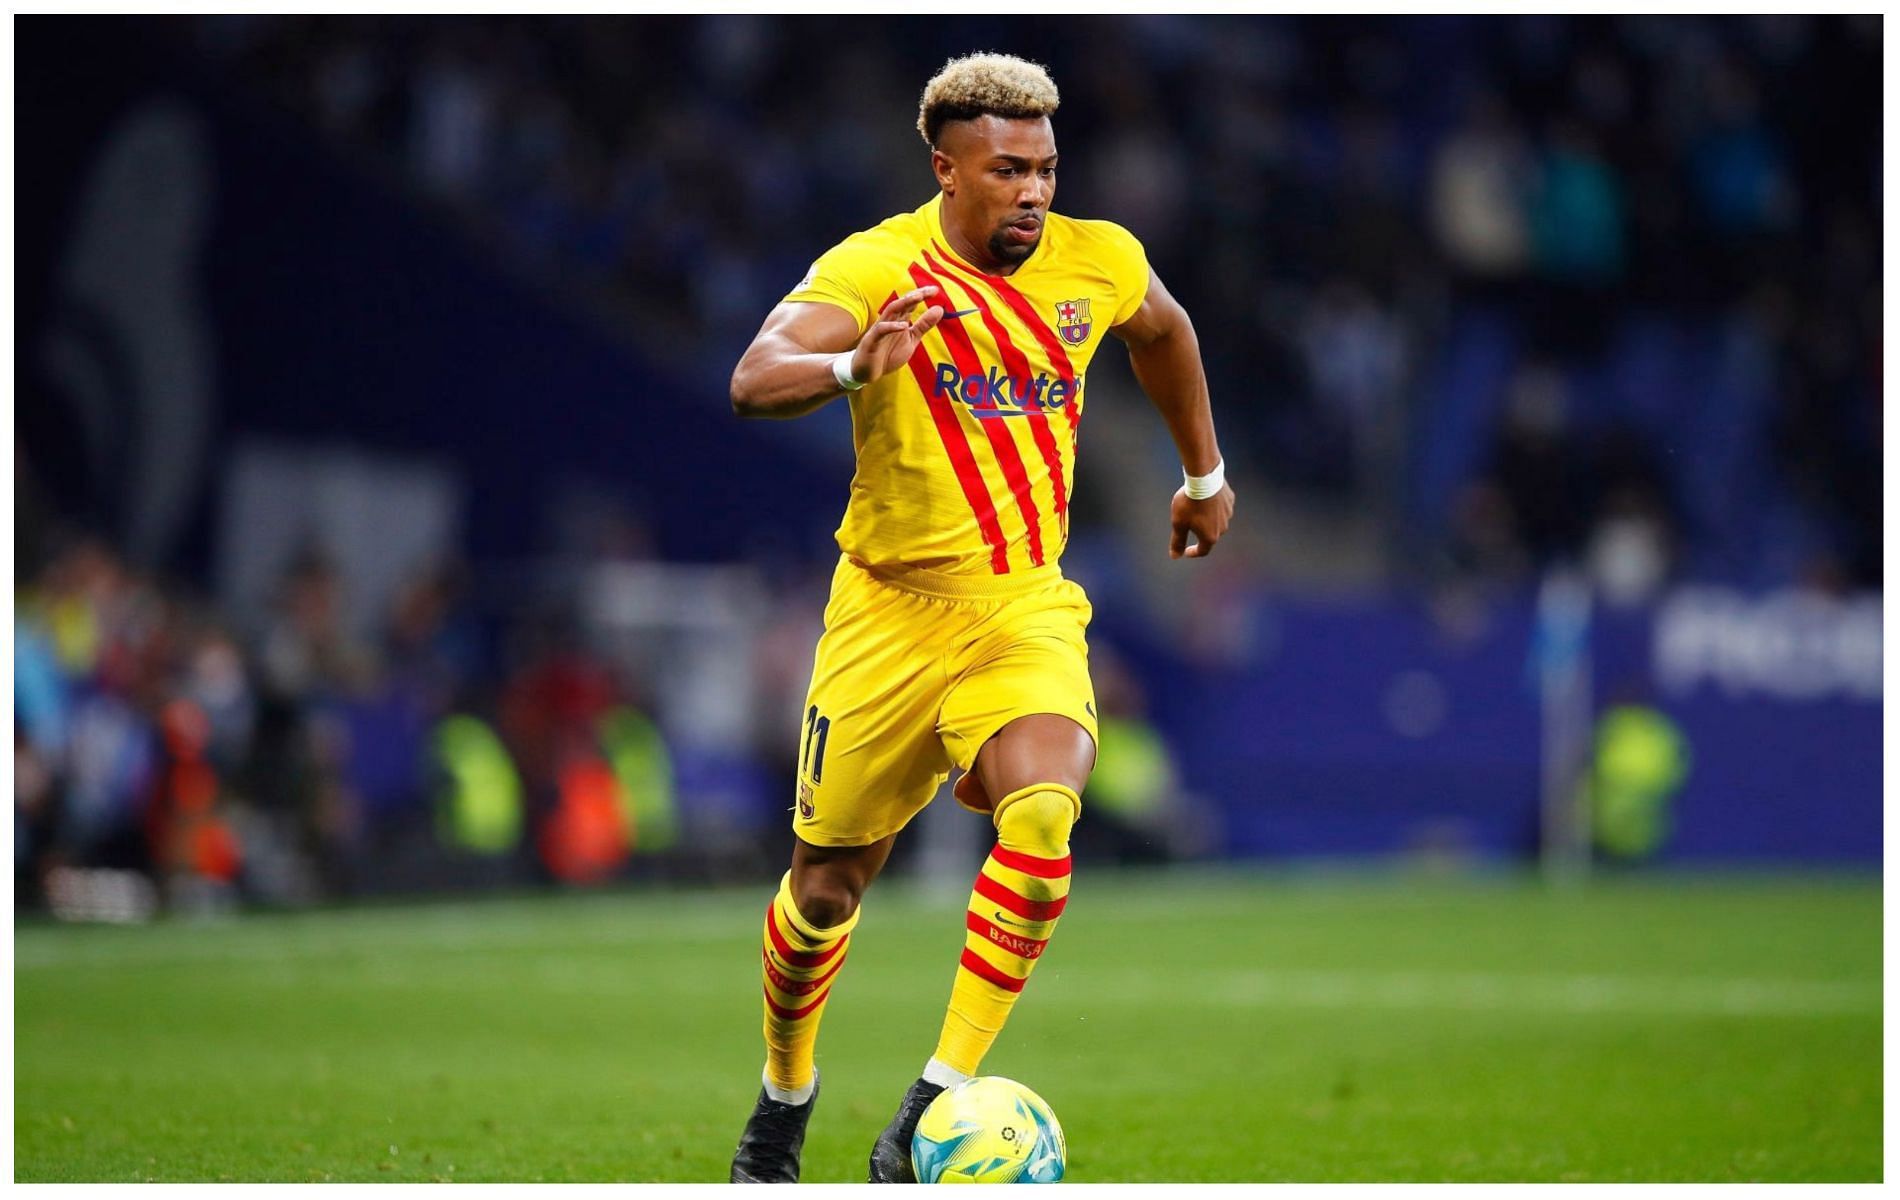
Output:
[791, 555, 1098, 847]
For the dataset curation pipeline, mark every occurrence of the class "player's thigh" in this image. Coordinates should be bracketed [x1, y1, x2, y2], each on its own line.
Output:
[968, 713, 1096, 810]
[938, 582, 1098, 811]
[793, 571, 954, 847]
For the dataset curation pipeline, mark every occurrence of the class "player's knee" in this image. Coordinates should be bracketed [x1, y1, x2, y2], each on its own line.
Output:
[790, 877, 861, 931]
[995, 785, 1080, 859]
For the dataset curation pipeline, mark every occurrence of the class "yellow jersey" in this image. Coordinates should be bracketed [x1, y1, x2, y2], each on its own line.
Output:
[784, 193, 1150, 587]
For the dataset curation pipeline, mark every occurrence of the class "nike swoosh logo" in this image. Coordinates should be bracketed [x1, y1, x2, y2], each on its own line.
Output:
[993, 910, 1037, 930]
[942, 307, 980, 319]
[1085, 701, 1096, 718]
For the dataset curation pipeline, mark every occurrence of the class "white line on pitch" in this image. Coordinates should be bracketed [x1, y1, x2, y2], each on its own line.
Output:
[1031, 968, 1880, 1018]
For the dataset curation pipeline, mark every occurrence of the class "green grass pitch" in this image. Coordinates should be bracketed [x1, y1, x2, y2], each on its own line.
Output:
[13, 868, 1881, 1182]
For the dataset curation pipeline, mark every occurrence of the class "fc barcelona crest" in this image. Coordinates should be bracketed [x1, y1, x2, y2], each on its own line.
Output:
[1054, 298, 1092, 347]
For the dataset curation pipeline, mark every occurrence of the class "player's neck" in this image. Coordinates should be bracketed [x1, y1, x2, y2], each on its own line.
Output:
[945, 229, 1019, 277]
[938, 205, 1026, 277]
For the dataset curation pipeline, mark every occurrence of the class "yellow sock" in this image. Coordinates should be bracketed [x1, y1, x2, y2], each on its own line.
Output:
[760, 872, 857, 1095]
[933, 784, 1079, 1076]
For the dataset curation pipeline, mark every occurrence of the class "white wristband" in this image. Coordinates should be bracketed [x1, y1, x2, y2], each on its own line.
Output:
[832, 352, 867, 392]
[1183, 457, 1225, 500]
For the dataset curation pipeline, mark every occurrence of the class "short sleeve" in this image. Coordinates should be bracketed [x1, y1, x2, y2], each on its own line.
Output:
[1101, 222, 1152, 327]
[783, 238, 879, 335]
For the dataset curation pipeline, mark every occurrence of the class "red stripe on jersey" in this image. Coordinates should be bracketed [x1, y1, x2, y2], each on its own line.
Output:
[959, 947, 1029, 993]
[763, 982, 833, 1020]
[764, 899, 848, 970]
[890, 290, 1011, 573]
[903, 347, 1013, 574]
[923, 250, 1070, 536]
[762, 945, 850, 997]
[930, 240, 1082, 438]
[965, 909, 1049, 960]
[988, 844, 1073, 879]
[907, 262, 1044, 568]
[974, 870, 1069, 921]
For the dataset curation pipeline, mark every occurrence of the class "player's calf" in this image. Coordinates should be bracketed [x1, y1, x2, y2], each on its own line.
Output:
[935, 783, 1079, 1078]
[734, 873, 857, 1183]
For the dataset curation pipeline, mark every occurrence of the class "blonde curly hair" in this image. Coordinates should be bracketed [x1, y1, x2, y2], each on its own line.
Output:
[916, 53, 1060, 148]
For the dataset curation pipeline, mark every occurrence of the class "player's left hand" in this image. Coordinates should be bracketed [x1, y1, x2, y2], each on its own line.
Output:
[1169, 483, 1235, 559]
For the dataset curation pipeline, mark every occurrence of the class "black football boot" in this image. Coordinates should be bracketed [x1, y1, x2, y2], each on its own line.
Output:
[866, 1077, 946, 1183]
[730, 1073, 819, 1183]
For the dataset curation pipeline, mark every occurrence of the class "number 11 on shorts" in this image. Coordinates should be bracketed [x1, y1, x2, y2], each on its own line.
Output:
[802, 705, 832, 784]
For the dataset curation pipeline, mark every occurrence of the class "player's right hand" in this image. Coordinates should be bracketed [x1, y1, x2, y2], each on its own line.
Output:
[851, 287, 944, 384]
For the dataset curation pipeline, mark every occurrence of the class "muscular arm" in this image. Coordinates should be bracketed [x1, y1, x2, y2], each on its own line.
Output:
[1111, 269, 1237, 558]
[730, 288, 943, 420]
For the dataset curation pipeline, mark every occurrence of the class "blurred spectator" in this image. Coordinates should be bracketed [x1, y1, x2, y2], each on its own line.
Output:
[1075, 646, 1216, 864]
[1583, 699, 1691, 861]
[146, 696, 243, 913]
[257, 547, 375, 703]
[408, 34, 497, 196]
[1443, 479, 1532, 591]
[1430, 93, 1532, 282]
[1687, 55, 1793, 237]
[1527, 117, 1626, 357]
[384, 559, 481, 712]
[1299, 280, 1408, 491]
[1485, 364, 1589, 568]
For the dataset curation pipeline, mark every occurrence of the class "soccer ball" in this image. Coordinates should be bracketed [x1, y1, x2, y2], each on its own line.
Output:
[911, 1076, 1066, 1184]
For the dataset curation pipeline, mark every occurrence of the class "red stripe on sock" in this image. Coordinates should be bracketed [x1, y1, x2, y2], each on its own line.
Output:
[762, 945, 850, 997]
[763, 982, 833, 1021]
[959, 947, 1029, 993]
[965, 910, 1048, 960]
[989, 844, 1073, 879]
[764, 899, 848, 970]
[974, 871, 1068, 921]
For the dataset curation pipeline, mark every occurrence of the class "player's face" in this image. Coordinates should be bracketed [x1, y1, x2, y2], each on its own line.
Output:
[934, 116, 1058, 270]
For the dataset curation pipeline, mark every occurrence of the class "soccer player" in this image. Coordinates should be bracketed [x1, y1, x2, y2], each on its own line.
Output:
[726, 52, 1234, 1183]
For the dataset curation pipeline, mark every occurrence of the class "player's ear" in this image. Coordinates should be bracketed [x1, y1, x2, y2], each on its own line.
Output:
[931, 148, 955, 195]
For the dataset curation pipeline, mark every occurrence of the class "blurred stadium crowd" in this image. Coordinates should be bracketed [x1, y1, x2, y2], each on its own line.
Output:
[13, 527, 674, 915]
[15, 16, 1882, 914]
[13, 521, 1190, 914]
[197, 14, 1880, 592]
